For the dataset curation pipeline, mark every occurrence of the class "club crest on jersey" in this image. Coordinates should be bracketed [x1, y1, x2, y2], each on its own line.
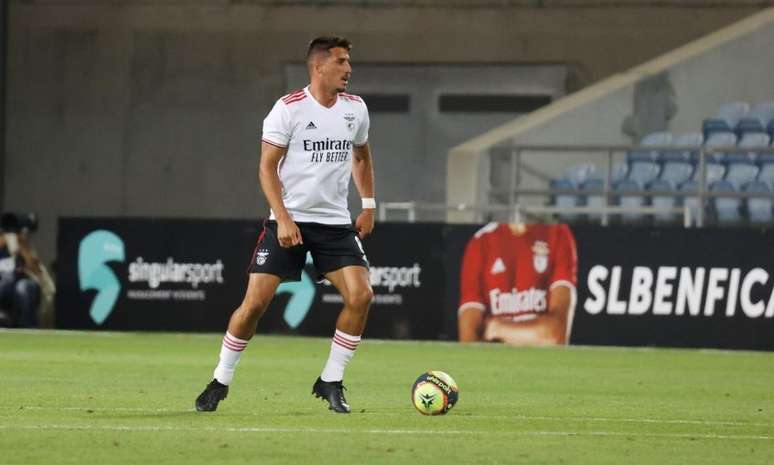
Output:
[256, 249, 270, 266]
[532, 241, 549, 273]
[344, 113, 356, 131]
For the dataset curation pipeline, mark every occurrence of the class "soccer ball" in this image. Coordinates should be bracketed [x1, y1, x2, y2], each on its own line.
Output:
[411, 370, 459, 416]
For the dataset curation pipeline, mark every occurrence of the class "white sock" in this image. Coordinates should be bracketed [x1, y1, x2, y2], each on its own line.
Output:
[320, 330, 361, 382]
[213, 332, 249, 385]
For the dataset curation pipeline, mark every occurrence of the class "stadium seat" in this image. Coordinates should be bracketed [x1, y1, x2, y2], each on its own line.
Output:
[551, 179, 581, 222]
[627, 161, 660, 186]
[703, 101, 750, 139]
[610, 162, 629, 184]
[690, 162, 726, 186]
[725, 163, 760, 190]
[660, 162, 693, 185]
[661, 132, 703, 163]
[758, 164, 774, 189]
[718, 101, 750, 120]
[745, 180, 773, 224]
[712, 180, 741, 224]
[616, 179, 645, 223]
[680, 181, 702, 224]
[563, 163, 597, 188]
[726, 132, 771, 164]
[628, 131, 672, 163]
[650, 179, 679, 223]
[736, 101, 774, 136]
[702, 132, 737, 163]
[582, 178, 605, 221]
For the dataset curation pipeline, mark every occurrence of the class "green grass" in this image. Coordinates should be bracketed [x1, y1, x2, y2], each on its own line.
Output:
[1, 330, 773, 465]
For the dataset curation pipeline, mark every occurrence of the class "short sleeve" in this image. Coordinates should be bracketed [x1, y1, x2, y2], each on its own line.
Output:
[353, 103, 370, 147]
[262, 100, 291, 147]
[550, 224, 578, 289]
[459, 235, 486, 312]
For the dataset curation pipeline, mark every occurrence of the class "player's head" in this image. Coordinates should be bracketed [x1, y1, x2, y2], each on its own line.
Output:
[306, 36, 352, 93]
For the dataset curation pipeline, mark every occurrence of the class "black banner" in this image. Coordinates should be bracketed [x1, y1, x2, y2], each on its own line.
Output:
[56, 218, 446, 339]
[570, 226, 774, 350]
[57, 218, 774, 349]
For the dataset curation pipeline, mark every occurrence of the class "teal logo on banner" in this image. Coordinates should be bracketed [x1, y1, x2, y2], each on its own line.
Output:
[276, 253, 315, 328]
[78, 230, 125, 325]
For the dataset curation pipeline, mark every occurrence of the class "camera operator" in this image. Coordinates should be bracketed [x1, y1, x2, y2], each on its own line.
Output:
[0, 213, 45, 327]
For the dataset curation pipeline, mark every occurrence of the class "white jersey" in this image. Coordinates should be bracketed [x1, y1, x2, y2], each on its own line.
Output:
[261, 85, 370, 224]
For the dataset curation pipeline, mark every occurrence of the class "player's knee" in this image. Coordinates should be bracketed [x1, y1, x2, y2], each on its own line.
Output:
[345, 286, 374, 311]
[240, 295, 271, 317]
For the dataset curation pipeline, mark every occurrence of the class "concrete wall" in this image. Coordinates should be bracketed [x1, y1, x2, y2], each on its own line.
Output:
[5, 0, 766, 263]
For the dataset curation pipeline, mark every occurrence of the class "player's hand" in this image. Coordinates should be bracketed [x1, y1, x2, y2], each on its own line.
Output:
[355, 209, 375, 238]
[277, 218, 303, 248]
[483, 318, 503, 343]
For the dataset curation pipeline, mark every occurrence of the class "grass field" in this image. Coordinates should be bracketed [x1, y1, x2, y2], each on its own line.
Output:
[1, 330, 773, 465]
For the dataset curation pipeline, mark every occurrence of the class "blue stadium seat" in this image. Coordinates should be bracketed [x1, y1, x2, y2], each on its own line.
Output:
[551, 179, 581, 222]
[768, 119, 774, 141]
[758, 164, 774, 189]
[690, 162, 726, 187]
[627, 161, 661, 186]
[712, 180, 741, 224]
[726, 132, 771, 164]
[736, 101, 774, 136]
[703, 101, 750, 138]
[718, 101, 750, 126]
[610, 162, 629, 184]
[616, 179, 645, 222]
[702, 132, 737, 163]
[660, 162, 693, 185]
[628, 132, 672, 163]
[725, 163, 760, 190]
[661, 132, 703, 163]
[736, 117, 766, 136]
[745, 180, 773, 224]
[703, 118, 731, 139]
[563, 163, 597, 188]
[650, 179, 679, 223]
[680, 181, 702, 223]
[582, 178, 605, 221]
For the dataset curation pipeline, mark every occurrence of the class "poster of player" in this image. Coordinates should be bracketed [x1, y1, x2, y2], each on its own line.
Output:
[446, 222, 578, 346]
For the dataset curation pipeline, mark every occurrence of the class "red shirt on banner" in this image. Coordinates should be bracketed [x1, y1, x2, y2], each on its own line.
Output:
[459, 223, 577, 321]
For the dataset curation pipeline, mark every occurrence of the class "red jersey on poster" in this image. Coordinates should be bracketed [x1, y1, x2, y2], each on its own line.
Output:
[459, 223, 577, 320]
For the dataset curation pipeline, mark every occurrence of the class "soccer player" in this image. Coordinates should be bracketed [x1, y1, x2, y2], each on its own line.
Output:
[195, 37, 375, 414]
[457, 222, 577, 345]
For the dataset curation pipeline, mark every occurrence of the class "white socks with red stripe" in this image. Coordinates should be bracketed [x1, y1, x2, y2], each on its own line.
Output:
[320, 329, 361, 382]
[213, 332, 249, 386]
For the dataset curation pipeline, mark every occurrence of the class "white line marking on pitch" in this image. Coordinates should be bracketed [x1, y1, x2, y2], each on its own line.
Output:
[0, 424, 770, 441]
[7, 406, 772, 428]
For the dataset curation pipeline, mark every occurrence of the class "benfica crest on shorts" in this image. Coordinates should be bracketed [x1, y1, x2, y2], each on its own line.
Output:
[256, 249, 269, 266]
[532, 241, 549, 273]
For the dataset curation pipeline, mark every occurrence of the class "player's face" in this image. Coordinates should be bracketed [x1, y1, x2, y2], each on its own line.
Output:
[320, 47, 352, 93]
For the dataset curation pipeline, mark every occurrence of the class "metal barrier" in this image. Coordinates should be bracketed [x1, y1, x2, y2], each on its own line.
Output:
[386, 144, 774, 226]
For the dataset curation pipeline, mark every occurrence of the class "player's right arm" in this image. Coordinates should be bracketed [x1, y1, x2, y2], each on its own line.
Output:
[258, 142, 302, 248]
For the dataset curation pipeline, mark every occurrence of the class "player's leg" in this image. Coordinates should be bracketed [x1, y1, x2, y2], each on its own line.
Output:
[196, 221, 304, 412]
[213, 273, 282, 384]
[312, 264, 373, 413]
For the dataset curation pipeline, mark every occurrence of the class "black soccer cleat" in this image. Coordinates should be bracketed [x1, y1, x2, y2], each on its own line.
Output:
[312, 377, 351, 414]
[195, 379, 229, 412]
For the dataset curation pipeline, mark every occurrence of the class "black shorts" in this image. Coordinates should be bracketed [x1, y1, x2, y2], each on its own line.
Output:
[248, 220, 369, 282]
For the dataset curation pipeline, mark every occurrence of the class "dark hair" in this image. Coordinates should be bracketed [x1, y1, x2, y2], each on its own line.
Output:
[306, 36, 352, 62]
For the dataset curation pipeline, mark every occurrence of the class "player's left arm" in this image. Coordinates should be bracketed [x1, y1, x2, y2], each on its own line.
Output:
[352, 143, 375, 238]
